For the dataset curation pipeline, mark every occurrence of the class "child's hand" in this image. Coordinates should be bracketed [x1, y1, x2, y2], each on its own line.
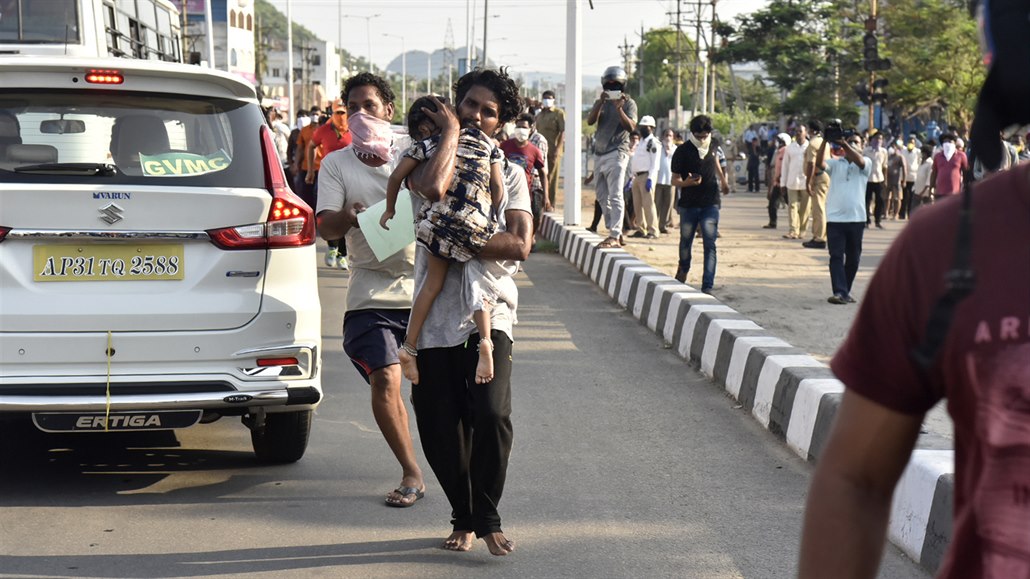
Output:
[379, 210, 395, 230]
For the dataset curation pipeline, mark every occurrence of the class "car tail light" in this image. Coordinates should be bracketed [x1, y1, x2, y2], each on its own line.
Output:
[206, 126, 316, 250]
[85, 70, 124, 84]
[0, 226, 9, 243]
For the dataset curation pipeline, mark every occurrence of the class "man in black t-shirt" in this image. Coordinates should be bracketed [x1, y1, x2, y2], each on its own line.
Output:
[669, 115, 729, 293]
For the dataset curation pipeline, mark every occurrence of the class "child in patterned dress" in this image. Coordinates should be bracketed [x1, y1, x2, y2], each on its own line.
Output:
[381, 96, 505, 385]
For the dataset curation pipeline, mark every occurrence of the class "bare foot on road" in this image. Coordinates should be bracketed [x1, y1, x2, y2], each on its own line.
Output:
[483, 532, 515, 556]
[475, 338, 494, 384]
[442, 531, 474, 551]
[398, 347, 419, 384]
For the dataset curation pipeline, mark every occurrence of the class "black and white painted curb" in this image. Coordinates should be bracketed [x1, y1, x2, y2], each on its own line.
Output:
[540, 214, 954, 574]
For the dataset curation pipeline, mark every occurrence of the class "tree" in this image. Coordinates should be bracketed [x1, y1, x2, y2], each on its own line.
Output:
[713, 0, 865, 121]
[879, 0, 984, 135]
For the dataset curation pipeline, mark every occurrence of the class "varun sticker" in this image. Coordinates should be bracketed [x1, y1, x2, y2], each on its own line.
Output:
[140, 150, 231, 177]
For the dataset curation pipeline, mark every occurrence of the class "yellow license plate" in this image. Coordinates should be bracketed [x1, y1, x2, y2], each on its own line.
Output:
[33, 243, 185, 282]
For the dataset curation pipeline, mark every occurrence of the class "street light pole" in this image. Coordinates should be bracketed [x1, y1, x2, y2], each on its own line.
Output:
[384, 33, 407, 114]
[482, 0, 489, 66]
[341, 13, 381, 73]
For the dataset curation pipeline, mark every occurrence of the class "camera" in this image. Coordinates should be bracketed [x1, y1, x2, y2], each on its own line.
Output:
[824, 119, 856, 143]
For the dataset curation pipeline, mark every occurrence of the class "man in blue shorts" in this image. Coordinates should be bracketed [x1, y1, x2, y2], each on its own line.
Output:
[316, 72, 425, 508]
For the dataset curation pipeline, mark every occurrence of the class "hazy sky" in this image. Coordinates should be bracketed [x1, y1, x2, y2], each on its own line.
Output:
[268, 0, 769, 78]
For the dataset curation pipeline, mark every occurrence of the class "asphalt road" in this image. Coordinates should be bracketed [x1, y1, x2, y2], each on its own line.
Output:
[0, 249, 929, 578]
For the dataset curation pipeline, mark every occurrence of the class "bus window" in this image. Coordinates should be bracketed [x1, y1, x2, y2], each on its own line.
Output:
[0, 0, 81, 43]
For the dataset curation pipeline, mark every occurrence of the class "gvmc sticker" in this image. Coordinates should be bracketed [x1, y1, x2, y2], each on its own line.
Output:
[139, 150, 231, 177]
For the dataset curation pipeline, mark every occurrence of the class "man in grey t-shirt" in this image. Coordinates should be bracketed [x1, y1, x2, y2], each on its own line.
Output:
[587, 65, 638, 248]
[315, 73, 425, 509]
[406, 69, 532, 557]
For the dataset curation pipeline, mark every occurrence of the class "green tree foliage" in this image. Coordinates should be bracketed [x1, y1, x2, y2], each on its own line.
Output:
[254, 0, 364, 76]
[711, 0, 982, 132]
[629, 28, 697, 93]
[879, 0, 984, 134]
[713, 0, 864, 122]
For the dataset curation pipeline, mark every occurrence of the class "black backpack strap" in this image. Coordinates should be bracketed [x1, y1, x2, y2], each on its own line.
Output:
[909, 177, 976, 371]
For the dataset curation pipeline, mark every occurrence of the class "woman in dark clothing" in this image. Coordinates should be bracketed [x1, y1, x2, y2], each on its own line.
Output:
[670, 115, 730, 293]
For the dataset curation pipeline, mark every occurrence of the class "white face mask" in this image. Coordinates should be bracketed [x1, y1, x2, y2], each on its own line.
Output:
[542, 98, 555, 108]
[513, 127, 530, 142]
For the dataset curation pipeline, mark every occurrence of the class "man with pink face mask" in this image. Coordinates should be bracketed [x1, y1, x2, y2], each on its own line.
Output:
[315, 72, 427, 510]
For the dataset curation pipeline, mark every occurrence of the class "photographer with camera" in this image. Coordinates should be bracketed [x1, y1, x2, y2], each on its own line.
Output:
[813, 122, 871, 305]
[587, 66, 638, 248]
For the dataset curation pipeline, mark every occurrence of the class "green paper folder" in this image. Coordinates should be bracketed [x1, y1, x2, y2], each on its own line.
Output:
[357, 188, 417, 261]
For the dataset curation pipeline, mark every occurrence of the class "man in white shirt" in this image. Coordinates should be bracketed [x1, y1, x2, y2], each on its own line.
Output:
[863, 131, 889, 228]
[780, 125, 810, 240]
[629, 115, 662, 239]
[899, 135, 921, 220]
[315, 73, 425, 509]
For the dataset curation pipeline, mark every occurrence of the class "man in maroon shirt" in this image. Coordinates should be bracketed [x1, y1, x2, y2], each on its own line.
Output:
[929, 132, 968, 198]
[799, 1, 1030, 575]
[308, 98, 352, 269]
[499, 113, 547, 227]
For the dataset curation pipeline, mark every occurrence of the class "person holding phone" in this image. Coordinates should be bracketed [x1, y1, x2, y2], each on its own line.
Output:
[586, 65, 637, 248]
[670, 114, 730, 293]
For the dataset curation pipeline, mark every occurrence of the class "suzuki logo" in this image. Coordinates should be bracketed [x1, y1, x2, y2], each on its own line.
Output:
[98, 203, 124, 225]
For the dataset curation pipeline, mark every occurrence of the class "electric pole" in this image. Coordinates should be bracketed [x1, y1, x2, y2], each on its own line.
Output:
[693, 0, 702, 117]
[674, 1, 682, 129]
[637, 23, 645, 96]
[709, 0, 717, 115]
[618, 36, 634, 80]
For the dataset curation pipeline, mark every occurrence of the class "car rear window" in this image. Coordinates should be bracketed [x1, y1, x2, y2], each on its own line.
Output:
[0, 89, 265, 187]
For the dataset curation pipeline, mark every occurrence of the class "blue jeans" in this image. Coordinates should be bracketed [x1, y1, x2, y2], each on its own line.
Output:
[678, 205, 719, 291]
[826, 221, 864, 298]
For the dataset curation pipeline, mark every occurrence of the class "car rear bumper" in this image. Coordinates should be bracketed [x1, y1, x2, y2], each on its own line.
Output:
[0, 385, 320, 412]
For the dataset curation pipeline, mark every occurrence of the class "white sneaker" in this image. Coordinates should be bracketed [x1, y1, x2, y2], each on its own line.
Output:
[337, 255, 350, 271]
[324, 247, 339, 267]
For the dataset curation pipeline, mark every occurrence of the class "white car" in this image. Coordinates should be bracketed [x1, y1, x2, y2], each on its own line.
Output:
[0, 57, 322, 462]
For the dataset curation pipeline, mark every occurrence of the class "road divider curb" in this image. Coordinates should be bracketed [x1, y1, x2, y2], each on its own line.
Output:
[540, 213, 953, 574]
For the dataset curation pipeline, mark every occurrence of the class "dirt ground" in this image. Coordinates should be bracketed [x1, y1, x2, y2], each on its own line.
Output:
[554, 180, 902, 364]
[549, 177, 953, 441]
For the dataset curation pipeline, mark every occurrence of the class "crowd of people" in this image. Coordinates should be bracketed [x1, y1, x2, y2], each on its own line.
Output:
[737, 118, 1029, 304]
[582, 65, 731, 293]
[257, 3, 1029, 567]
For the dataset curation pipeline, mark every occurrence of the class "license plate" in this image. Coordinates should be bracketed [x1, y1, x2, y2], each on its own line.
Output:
[33, 243, 184, 282]
[32, 410, 202, 432]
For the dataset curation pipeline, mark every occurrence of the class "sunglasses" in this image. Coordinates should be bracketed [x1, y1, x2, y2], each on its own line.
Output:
[333, 110, 347, 116]
[692, 131, 711, 137]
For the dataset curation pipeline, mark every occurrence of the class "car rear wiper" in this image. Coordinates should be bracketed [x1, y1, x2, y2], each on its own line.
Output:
[13, 163, 118, 176]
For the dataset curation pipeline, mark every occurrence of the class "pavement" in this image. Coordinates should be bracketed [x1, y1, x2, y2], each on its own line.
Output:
[539, 186, 956, 575]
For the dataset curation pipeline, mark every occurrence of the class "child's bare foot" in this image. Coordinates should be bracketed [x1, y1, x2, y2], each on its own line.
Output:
[442, 531, 474, 552]
[398, 343, 419, 384]
[483, 532, 515, 556]
[475, 338, 494, 384]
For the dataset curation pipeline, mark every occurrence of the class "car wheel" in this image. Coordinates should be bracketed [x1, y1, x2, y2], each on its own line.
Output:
[250, 410, 312, 463]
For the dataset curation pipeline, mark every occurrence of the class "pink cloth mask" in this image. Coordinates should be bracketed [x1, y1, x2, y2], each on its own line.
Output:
[348, 111, 395, 162]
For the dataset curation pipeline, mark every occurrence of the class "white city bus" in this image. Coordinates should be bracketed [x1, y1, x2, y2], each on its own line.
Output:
[0, 0, 182, 62]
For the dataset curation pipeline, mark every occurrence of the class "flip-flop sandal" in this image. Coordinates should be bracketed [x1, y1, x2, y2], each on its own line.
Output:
[385, 486, 425, 508]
